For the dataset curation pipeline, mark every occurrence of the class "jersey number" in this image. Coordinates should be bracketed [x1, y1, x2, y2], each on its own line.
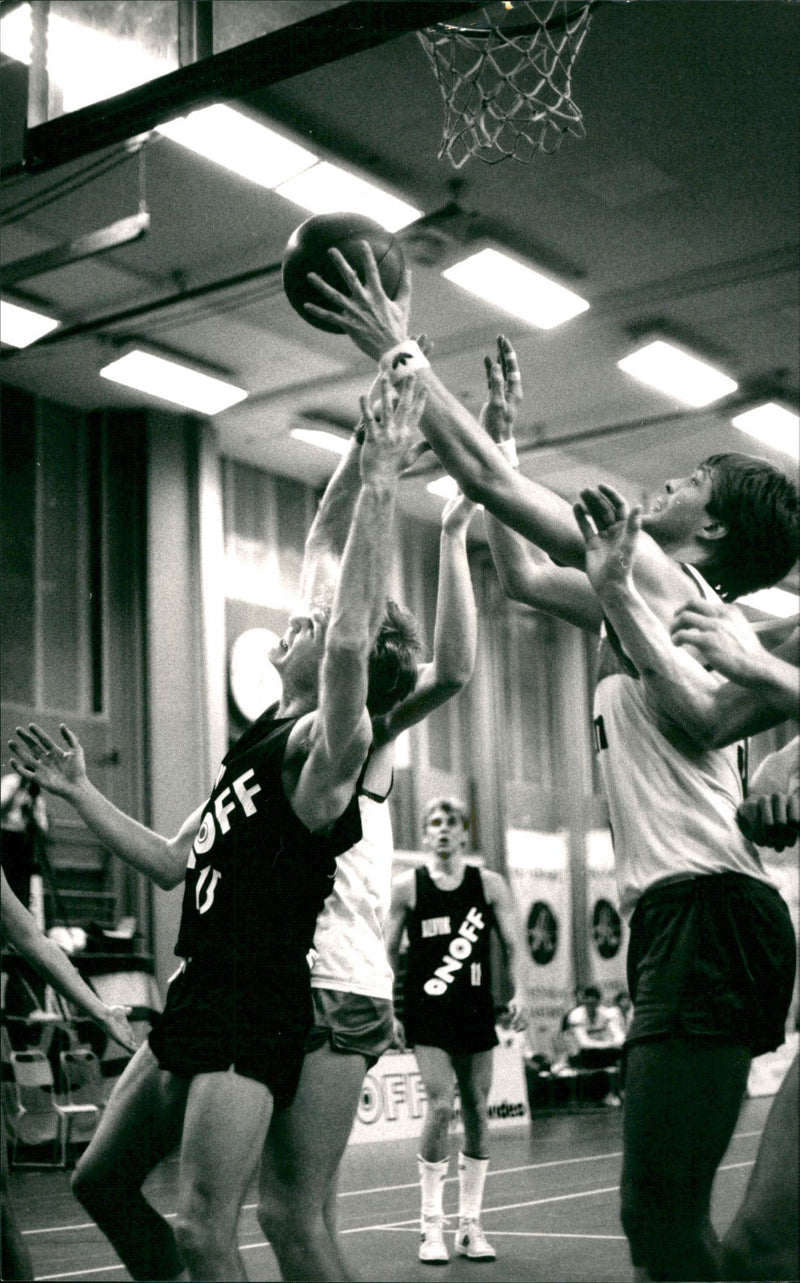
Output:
[471, 962, 482, 986]
[195, 866, 221, 915]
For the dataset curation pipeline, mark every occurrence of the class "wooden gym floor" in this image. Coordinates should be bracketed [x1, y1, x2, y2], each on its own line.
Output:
[9, 1094, 772, 1282]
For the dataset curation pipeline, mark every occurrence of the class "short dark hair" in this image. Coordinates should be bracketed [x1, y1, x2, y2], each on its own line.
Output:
[702, 453, 799, 599]
[582, 985, 602, 1002]
[367, 599, 422, 717]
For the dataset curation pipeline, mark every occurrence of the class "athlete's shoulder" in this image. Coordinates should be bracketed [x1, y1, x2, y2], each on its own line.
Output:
[478, 866, 510, 902]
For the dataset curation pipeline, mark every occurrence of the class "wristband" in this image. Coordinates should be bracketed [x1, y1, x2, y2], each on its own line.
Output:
[379, 339, 430, 383]
[495, 437, 519, 468]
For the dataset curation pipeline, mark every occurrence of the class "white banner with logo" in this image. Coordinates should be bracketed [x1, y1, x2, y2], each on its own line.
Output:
[349, 1035, 529, 1144]
[505, 830, 574, 1060]
[586, 829, 628, 1000]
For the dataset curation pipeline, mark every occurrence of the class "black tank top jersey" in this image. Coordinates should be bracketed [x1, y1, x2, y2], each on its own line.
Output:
[403, 864, 498, 1053]
[174, 704, 361, 1022]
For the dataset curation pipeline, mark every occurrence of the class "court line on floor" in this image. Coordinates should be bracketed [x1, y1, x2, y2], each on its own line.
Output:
[24, 1128, 763, 1239]
[32, 1159, 758, 1282]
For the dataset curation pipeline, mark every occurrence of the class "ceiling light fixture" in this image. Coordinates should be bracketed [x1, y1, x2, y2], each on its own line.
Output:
[617, 340, 738, 407]
[275, 162, 422, 233]
[290, 427, 350, 456]
[99, 350, 246, 415]
[731, 402, 799, 460]
[0, 299, 60, 347]
[157, 105, 318, 189]
[441, 248, 590, 330]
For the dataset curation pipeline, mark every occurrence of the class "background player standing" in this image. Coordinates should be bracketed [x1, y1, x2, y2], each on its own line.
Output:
[386, 796, 532, 1265]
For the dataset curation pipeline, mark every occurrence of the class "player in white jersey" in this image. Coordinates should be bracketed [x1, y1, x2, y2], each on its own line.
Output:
[573, 487, 797, 1282]
[257, 403, 479, 1282]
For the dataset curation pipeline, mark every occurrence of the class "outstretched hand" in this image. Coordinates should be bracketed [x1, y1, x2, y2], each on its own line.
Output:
[305, 242, 412, 360]
[670, 599, 766, 680]
[505, 992, 529, 1033]
[100, 1005, 140, 1054]
[9, 723, 87, 800]
[359, 374, 427, 488]
[479, 335, 523, 443]
[573, 484, 642, 597]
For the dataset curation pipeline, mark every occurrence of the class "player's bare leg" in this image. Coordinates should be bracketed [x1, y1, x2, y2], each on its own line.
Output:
[71, 1042, 190, 1281]
[258, 1043, 369, 1282]
[175, 1069, 272, 1281]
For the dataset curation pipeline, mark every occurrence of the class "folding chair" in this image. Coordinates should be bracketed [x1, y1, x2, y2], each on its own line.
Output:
[60, 1048, 106, 1117]
[7, 1049, 99, 1166]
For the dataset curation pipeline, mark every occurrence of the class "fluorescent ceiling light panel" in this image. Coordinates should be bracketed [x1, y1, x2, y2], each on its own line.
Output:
[617, 340, 738, 407]
[731, 403, 799, 460]
[290, 428, 350, 456]
[275, 162, 421, 233]
[1, 299, 60, 347]
[738, 587, 799, 618]
[100, 351, 246, 415]
[427, 475, 461, 500]
[442, 249, 590, 329]
[157, 106, 317, 189]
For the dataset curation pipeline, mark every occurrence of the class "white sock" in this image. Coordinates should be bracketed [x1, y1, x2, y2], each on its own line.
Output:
[418, 1155, 450, 1221]
[458, 1152, 489, 1222]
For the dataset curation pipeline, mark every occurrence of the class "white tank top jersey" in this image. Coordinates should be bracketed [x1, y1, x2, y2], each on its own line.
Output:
[593, 565, 774, 919]
[310, 791, 395, 1000]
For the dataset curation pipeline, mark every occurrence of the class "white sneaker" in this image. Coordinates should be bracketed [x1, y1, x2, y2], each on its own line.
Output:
[455, 1219, 496, 1261]
[419, 1217, 449, 1265]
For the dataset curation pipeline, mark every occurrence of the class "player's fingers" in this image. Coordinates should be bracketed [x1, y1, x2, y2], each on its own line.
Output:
[579, 487, 618, 530]
[28, 723, 61, 755]
[573, 502, 598, 545]
[488, 359, 505, 399]
[359, 393, 376, 440]
[14, 726, 48, 756]
[483, 354, 493, 387]
[401, 440, 432, 473]
[394, 265, 412, 312]
[499, 336, 523, 401]
[303, 301, 346, 325]
[596, 484, 630, 520]
[59, 724, 78, 749]
[670, 626, 708, 653]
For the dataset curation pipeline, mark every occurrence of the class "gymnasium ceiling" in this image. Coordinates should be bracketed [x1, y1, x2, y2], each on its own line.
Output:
[1, 1, 798, 595]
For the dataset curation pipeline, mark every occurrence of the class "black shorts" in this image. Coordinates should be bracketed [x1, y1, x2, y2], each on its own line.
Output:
[626, 872, 796, 1058]
[404, 1004, 499, 1056]
[148, 959, 311, 1105]
[304, 988, 395, 1067]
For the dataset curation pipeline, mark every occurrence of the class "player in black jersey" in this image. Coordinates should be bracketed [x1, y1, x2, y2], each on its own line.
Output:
[386, 796, 532, 1265]
[9, 373, 427, 1283]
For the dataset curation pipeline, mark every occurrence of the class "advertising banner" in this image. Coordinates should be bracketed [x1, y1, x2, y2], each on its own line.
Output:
[586, 829, 628, 1000]
[349, 1035, 529, 1144]
[505, 829, 574, 1060]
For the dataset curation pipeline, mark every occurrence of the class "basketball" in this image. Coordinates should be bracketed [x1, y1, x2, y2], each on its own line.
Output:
[281, 212, 406, 333]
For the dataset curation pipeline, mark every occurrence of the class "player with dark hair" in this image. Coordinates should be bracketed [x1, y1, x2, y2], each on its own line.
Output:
[386, 795, 532, 1265]
[257, 408, 478, 1282]
[571, 485, 797, 1282]
[8, 373, 427, 1283]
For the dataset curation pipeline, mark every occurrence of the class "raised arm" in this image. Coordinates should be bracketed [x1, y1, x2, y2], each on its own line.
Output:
[1, 869, 137, 1052]
[8, 723, 200, 889]
[303, 246, 693, 625]
[290, 375, 426, 831]
[670, 601, 799, 717]
[480, 337, 603, 632]
[482, 869, 532, 1032]
[373, 490, 478, 744]
[573, 486, 794, 747]
[299, 427, 365, 610]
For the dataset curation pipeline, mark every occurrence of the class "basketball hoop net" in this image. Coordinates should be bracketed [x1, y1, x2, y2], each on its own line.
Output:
[418, 1, 595, 168]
